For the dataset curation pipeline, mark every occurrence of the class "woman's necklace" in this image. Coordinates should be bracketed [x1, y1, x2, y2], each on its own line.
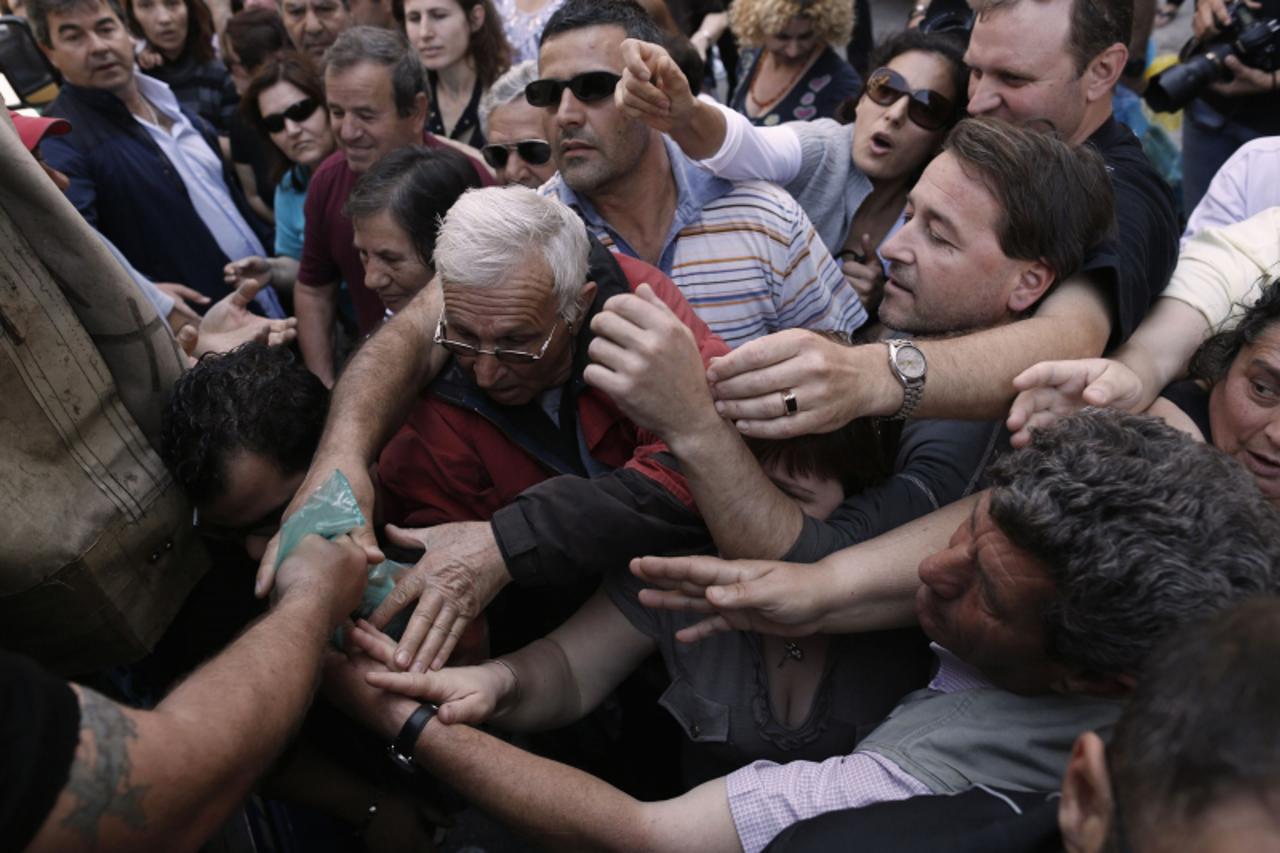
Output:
[777, 641, 805, 668]
[747, 48, 818, 113]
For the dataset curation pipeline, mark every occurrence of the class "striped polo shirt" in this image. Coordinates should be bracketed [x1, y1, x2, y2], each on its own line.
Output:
[544, 137, 867, 348]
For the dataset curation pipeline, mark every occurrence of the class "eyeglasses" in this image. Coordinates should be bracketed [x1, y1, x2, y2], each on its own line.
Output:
[261, 97, 321, 133]
[525, 71, 622, 108]
[481, 139, 553, 170]
[192, 503, 287, 544]
[433, 317, 562, 364]
[863, 67, 955, 131]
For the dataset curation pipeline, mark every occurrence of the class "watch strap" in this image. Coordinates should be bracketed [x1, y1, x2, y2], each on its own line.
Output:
[887, 339, 926, 421]
[388, 702, 438, 773]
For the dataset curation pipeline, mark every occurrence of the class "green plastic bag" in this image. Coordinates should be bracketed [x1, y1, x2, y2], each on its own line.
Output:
[275, 470, 412, 643]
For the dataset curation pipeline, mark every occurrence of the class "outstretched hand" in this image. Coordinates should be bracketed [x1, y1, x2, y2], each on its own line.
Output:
[1006, 357, 1147, 448]
[349, 620, 514, 725]
[192, 278, 298, 359]
[630, 555, 828, 643]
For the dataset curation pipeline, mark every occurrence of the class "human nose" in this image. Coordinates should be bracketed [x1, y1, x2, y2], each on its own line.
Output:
[304, 7, 323, 31]
[885, 94, 910, 125]
[1264, 412, 1280, 448]
[917, 544, 973, 601]
[339, 113, 361, 141]
[555, 87, 585, 128]
[879, 225, 911, 266]
[967, 72, 1000, 116]
[471, 352, 506, 389]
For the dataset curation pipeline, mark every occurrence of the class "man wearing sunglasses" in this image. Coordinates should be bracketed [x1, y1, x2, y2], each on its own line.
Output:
[477, 60, 558, 188]
[530, 0, 866, 350]
[294, 25, 495, 386]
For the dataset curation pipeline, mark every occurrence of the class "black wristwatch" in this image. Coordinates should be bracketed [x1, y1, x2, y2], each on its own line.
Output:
[387, 702, 438, 773]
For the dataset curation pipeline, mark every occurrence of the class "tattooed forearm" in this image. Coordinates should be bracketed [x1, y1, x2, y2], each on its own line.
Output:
[61, 688, 150, 846]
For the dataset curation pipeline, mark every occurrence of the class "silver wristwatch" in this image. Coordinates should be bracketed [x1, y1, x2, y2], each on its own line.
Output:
[886, 339, 927, 421]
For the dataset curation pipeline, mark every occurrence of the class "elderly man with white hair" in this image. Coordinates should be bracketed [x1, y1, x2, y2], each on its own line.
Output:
[256, 185, 728, 671]
[478, 61, 558, 188]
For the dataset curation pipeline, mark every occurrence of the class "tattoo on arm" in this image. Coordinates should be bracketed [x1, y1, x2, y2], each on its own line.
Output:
[61, 688, 150, 845]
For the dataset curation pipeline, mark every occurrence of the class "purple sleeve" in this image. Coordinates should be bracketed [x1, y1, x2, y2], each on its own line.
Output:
[725, 751, 931, 853]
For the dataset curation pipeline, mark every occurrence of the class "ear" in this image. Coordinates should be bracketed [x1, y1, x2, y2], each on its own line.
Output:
[468, 1, 484, 32]
[411, 90, 429, 123]
[1084, 42, 1128, 103]
[1006, 259, 1055, 314]
[1059, 732, 1114, 853]
[574, 279, 599, 323]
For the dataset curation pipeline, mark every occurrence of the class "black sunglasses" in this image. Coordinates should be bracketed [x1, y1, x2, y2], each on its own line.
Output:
[863, 67, 955, 131]
[525, 71, 621, 108]
[261, 97, 321, 133]
[481, 139, 553, 170]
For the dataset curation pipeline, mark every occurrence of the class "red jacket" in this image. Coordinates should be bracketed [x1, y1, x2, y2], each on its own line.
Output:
[378, 243, 730, 586]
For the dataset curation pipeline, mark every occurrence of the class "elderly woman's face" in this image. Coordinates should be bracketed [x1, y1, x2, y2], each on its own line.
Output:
[852, 50, 956, 183]
[765, 14, 819, 66]
[1209, 324, 1280, 503]
[439, 255, 586, 406]
[353, 210, 433, 315]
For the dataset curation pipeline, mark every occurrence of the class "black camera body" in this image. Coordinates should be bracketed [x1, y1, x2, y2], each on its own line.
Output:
[1144, 2, 1280, 112]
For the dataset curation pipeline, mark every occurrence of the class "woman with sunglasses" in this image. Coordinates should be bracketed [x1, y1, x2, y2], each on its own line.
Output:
[347, 145, 484, 316]
[123, 0, 238, 135]
[476, 60, 557, 187]
[620, 29, 967, 313]
[225, 52, 336, 301]
[404, 0, 512, 147]
[728, 0, 862, 127]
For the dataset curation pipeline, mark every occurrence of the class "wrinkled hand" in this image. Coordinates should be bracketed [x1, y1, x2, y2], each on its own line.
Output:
[367, 522, 511, 673]
[256, 456, 383, 598]
[1210, 54, 1278, 97]
[840, 234, 885, 312]
[193, 278, 298, 359]
[585, 283, 719, 440]
[630, 555, 826, 643]
[616, 37, 698, 133]
[223, 255, 274, 291]
[707, 329, 882, 438]
[1006, 358, 1147, 448]
[349, 620, 514, 725]
[274, 533, 370, 629]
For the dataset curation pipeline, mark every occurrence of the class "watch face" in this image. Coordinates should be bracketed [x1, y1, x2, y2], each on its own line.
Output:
[895, 345, 927, 380]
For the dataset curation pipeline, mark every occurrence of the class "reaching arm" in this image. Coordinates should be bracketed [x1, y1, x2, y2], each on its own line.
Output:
[707, 276, 1112, 439]
[293, 279, 338, 387]
[324, 641, 742, 853]
[25, 535, 368, 853]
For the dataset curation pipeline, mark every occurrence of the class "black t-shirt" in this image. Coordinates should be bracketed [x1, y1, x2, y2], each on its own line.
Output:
[229, 113, 277, 211]
[1, 651, 81, 851]
[1162, 378, 1214, 440]
[764, 787, 1062, 853]
[1079, 115, 1180, 347]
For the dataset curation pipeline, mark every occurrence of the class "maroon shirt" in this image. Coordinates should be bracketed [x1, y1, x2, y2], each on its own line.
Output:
[298, 132, 495, 334]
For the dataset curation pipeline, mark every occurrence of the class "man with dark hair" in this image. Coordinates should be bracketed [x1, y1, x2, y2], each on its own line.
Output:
[585, 117, 1113, 564]
[29, 0, 280, 312]
[161, 341, 329, 559]
[294, 25, 493, 385]
[664, 0, 1180, 449]
[533, 0, 866, 349]
[765, 598, 1280, 852]
[325, 409, 1280, 852]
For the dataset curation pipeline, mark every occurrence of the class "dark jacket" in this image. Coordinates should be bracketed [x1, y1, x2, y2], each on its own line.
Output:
[378, 243, 730, 586]
[41, 81, 272, 304]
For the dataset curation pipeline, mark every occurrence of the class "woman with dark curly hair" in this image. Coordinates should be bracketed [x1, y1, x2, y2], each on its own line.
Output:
[123, 0, 239, 135]
[404, 0, 511, 146]
[728, 0, 861, 126]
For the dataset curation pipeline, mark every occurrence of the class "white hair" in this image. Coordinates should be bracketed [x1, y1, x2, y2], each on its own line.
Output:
[433, 186, 590, 320]
[478, 60, 540, 139]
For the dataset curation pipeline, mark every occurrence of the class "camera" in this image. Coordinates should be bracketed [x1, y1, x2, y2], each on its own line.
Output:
[1144, 1, 1280, 112]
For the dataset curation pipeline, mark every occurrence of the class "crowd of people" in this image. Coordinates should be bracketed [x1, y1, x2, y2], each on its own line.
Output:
[3, 0, 1280, 849]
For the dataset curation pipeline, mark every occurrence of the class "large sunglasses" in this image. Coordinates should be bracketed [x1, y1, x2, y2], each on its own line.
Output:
[525, 71, 622, 108]
[433, 317, 561, 364]
[863, 67, 954, 131]
[261, 97, 321, 133]
[481, 139, 553, 170]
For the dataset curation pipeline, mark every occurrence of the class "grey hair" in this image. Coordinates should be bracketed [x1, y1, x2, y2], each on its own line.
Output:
[324, 25, 425, 117]
[478, 60, 540, 139]
[987, 408, 1280, 679]
[433, 186, 590, 319]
